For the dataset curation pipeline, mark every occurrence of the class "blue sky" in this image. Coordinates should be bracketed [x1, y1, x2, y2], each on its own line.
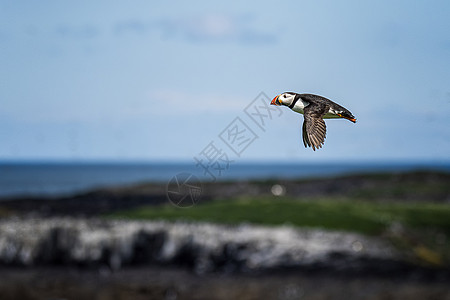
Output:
[1, 1, 449, 162]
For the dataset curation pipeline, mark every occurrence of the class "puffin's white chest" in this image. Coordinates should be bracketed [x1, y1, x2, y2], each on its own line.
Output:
[291, 100, 307, 114]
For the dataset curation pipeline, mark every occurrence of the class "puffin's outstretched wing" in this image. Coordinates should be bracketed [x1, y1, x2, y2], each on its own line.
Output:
[302, 102, 328, 151]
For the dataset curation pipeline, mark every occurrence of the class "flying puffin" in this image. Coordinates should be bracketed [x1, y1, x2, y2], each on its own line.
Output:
[271, 92, 356, 151]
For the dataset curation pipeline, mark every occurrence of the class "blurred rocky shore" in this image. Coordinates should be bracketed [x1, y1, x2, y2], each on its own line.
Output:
[0, 217, 400, 272]
[0, 170, 449, 299]
[1, 217, 449, 300]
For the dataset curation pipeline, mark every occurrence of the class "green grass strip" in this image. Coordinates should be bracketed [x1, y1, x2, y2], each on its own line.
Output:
[107, 197, 450, 236]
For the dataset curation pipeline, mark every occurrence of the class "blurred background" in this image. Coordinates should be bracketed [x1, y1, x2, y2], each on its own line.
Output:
[1, 0, 449, 162]
[1, 1, 450, 299]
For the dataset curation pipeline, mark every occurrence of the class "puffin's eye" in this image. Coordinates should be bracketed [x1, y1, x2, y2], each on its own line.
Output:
[283, 94, 287, 98]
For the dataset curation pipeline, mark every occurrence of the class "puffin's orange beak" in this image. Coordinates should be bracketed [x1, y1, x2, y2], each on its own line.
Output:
[337, 113, 357, 123]
[271, 95, 280, 106]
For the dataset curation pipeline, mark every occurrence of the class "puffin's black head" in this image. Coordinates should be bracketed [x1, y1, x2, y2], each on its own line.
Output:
[271, 92, 297, 106]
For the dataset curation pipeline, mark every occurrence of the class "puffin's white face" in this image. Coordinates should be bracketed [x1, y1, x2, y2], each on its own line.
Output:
[271, 92, 296, 106]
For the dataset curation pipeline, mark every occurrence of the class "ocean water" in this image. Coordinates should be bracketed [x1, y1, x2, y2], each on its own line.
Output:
[0, 161, 449, 198]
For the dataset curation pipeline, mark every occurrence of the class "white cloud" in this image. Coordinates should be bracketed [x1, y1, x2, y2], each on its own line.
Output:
[190, 14, 236, 38]
[113, 13, 277, 45]
[161, 13, 277, 44]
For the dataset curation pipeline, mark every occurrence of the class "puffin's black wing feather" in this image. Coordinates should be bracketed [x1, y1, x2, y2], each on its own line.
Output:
[302, 121, 310, 148]
[302, 103, 329, 151]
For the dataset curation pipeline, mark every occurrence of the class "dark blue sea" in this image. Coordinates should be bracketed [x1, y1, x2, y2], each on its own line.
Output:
[0, 161, 449, 198]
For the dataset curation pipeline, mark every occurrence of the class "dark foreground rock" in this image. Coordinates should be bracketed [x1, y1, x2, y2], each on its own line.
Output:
[1, 266, 450, 300]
